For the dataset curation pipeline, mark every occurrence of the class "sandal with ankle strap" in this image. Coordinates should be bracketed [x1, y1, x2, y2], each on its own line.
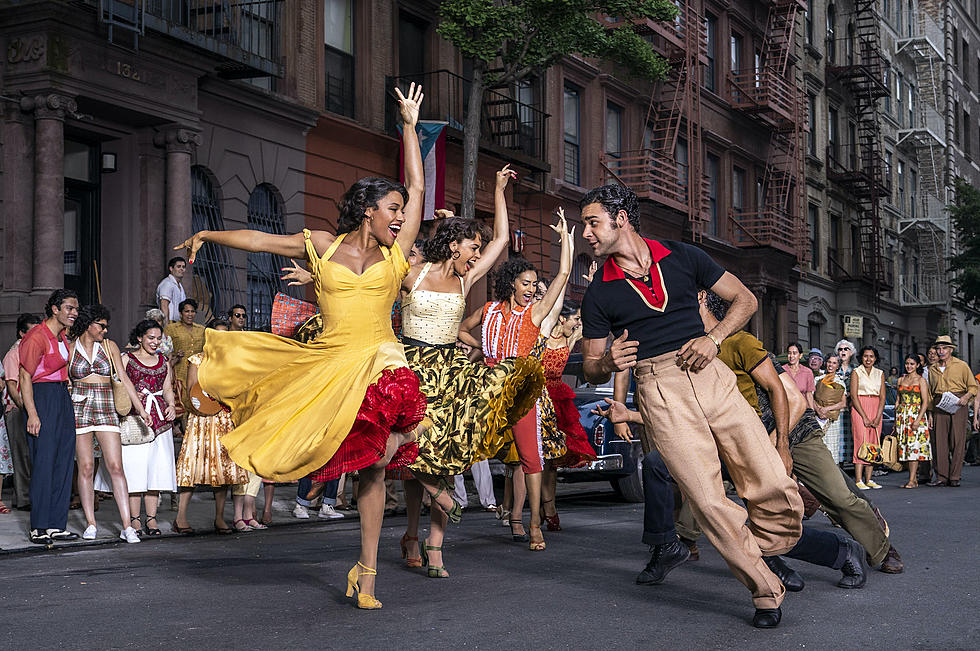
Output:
[529, 524, 546, 551]
[401, 533, 422, 568]
[143, 514, 162, 537]
[542, 498, 561, 531]
[509, 519, 529, 542]
[430, 477, 462, 524]
[346, 561, 382, 609]
[129, 517, 144, 537]
[419, 538, 450, 578]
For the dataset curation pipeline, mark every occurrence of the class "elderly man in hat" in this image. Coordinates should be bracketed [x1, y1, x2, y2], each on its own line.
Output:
[926, 335, 978, 487]
[807, 348, 824, 376]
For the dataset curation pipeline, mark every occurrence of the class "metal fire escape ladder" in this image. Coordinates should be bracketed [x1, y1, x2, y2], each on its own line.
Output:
[827, 0, 890, 307]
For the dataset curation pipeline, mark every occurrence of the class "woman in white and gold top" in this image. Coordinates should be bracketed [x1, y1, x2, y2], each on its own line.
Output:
[849, 346, 887, 489]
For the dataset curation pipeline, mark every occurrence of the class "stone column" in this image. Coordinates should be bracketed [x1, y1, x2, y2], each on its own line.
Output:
[2, 105, 34, 292]
[28, 94, 76, 292]
[776, 294, 788, 353]
[155, 128, 201, 261]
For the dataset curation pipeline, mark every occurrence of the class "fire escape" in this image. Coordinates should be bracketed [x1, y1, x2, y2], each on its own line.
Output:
[895, 7, 948, 306]
[727, 0, 807, 263]
[825, 1, 890, 303]
[599, 2, 708, 239]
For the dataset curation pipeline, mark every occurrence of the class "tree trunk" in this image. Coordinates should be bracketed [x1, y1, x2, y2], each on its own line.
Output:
[461, 62, 486, 220]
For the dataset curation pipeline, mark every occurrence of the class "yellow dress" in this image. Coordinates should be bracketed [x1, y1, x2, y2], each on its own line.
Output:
[199, 230, 415, 481]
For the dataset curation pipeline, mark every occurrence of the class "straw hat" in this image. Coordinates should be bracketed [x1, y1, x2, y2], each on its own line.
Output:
[933, 335, 956, 348]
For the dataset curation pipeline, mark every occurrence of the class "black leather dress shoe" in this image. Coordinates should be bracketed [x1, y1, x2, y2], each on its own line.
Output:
[948, 480, 961, 487]
[837, 539, 869, 588]
[752, 607, 782, 628]
[763, 555, 804, 592]
[28, 529, 52, 545]
[636, 540, 690, 585]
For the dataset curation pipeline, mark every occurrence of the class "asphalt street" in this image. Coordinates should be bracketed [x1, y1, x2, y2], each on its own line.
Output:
[1, 467, 978, 650]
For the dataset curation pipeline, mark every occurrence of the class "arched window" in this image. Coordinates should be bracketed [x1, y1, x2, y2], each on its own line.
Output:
[246, 184, 288, 331]
[190, 166, 242, 322]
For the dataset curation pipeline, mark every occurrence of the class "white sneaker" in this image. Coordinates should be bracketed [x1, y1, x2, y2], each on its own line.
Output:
[119, 527, 141, 544]
[855, 481, 870, 490]
[292, 503, 310, 519]
[82, 524, 97, 540]
[318, 504, 344, 519]
[866, 480, 883, 489]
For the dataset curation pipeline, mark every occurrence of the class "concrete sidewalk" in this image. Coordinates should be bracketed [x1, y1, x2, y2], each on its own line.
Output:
[0, 482, 361, 553]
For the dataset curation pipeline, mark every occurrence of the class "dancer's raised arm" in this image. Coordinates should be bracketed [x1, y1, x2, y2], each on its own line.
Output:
[394, 83, 425, 253]
[465, 164, 516, 290]
[531, 209, 574, 327]
[174, 229, 333, 265]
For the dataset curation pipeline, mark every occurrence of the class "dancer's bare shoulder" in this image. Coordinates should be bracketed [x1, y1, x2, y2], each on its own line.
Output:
[307, 230, 337, 258]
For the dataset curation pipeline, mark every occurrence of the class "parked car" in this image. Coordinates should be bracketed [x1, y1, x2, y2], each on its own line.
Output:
[561, 385, 646, 502]
[550, 353, 645, 502]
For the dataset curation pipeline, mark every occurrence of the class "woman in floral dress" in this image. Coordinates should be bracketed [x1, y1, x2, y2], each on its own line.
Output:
[894, 355, 931, 489]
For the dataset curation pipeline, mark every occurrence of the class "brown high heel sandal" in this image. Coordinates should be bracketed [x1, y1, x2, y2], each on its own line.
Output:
[400, 533, 422, 568]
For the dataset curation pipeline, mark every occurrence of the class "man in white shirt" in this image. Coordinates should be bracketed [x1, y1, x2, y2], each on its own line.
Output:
[156, 257, 187, 323]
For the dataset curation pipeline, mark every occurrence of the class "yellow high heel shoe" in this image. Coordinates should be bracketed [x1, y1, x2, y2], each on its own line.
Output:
[345, 562, 382, 609]
[529, 524, 546, 551]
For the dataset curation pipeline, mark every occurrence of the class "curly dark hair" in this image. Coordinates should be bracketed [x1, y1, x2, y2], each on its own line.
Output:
[857, 345, 879, 364]
[580, 183, 640, 231]
[493, 257, 537, 301]
[423, 217, 487, 262]
[69, 303, 111, 340]
[44, 289, 78, 318]
[129, 319, 163, 347]
[337, 177, 409, 235]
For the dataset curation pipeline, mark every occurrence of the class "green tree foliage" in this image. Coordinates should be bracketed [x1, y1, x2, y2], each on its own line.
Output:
[435, 0, 678, 219]
[948, 176, 980, 319]
[437, 0, 676, 85]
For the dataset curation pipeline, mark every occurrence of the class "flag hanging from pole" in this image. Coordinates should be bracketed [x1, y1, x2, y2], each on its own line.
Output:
[400, 120, 447, 220]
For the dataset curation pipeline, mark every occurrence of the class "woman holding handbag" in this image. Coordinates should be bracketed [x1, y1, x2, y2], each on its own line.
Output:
[96, 319, 177, 536]
[850, 346, 887, 490]
[68, 304, 150, 543]
[814, 355, 848, 463]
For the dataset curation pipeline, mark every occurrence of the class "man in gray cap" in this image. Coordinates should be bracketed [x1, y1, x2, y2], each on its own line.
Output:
[807, 348, 824, 376]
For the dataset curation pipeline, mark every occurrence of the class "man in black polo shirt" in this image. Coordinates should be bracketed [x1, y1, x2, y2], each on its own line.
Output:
[579, 184, 802, 628]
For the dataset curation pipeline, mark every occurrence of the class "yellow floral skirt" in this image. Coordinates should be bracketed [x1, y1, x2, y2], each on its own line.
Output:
[405, 343, 544, 475]
[176, 410, 251, 487]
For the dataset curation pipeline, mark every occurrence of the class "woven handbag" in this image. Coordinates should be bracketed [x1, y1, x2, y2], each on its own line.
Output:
[271, 292, 318, 337]
[119, 414, 157, 446]
[104, 344, 132, 416]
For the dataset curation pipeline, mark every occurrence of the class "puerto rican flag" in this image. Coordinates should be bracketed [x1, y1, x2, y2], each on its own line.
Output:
[400, 120, 446, 220]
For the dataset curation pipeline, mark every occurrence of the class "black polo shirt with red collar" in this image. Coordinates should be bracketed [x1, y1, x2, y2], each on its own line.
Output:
[581, 238, 725, 361]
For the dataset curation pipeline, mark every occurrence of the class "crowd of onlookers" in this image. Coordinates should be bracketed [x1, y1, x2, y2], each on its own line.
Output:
[786, 337, 979, 490]
[2, 254, 977, 545]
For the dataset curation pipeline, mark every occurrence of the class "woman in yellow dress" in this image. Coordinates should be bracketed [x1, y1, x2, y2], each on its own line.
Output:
[175, 84, 439, 609]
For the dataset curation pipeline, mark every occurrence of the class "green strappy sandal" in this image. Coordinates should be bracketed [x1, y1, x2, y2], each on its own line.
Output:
[419, 538, 450, 578]
[430, 477, 462, 524]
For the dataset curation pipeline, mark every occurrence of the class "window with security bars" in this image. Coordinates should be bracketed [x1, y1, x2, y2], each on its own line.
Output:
[191, 167, 243, 323]
[246, 184, 289, 331]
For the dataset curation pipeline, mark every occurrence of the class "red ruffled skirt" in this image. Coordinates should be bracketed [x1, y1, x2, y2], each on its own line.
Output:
[311, 367, 426, 481]
[547, 381, 597, 469]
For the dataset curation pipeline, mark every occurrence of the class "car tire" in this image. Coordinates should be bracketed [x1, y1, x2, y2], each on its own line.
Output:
[611, 443, 644, 503]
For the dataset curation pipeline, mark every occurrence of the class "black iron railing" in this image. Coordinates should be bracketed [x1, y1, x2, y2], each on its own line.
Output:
[385, 70, 549, 167]
[143, 0, 282, 77]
